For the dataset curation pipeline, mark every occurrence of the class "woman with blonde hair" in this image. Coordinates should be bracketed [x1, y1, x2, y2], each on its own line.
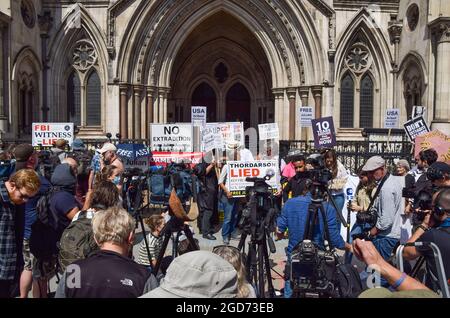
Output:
[212, 245, 256, 298]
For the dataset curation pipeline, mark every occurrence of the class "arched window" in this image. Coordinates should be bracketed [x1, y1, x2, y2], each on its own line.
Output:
[340, 73, 354, 128]
[226, 83, 251, 129]
[67, 71, 81, 126]
[360, 74, 374, 128]
[86, 70, 101, 126]
[403, 62, 423, 119]
[191, 82, 216, 122]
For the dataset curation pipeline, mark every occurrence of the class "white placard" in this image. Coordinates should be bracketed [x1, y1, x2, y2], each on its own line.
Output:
[202, 130, 215, 153]
[299, 106, 314, 127]
[32, 123, 74, 147]
[412, 106, 426, 121]
[191, 106, 207, 127]
[226, 160, 279, 197]
[203, 122, 244, 150]
[150, 123, 193, 152]
[384, 108, 400, 128]
[258, 123, 279, 140]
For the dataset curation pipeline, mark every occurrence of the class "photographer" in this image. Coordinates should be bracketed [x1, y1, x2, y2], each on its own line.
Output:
[282, 154, 310, 203]
[360, 156, 403, 262]
[403, 187, 450, 292]
[427, 161, 450, 189]
[276, 179, 351, 298]
[415, 149, 438, 195]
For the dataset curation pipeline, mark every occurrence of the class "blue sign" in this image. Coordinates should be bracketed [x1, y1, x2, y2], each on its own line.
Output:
[116, 144, 150, 160]
[346, 188, 354, 201]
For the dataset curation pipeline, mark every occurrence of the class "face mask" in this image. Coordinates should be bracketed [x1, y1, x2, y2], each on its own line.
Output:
[112, 176, 121, 185]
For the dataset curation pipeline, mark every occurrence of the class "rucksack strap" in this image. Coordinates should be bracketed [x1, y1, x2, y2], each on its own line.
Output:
[366, 173, 390, 212]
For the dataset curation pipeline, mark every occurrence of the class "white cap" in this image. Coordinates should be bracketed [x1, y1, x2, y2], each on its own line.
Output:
[98, 143, 117, 154]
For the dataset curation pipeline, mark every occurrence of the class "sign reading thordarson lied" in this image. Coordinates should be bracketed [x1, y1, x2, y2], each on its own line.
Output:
[311, 116, 337, 149]
[403, 116, 429, 141]
[150, 124, 193, 152]
[32, 123, 74, 147]
[226, 160, 279, 197]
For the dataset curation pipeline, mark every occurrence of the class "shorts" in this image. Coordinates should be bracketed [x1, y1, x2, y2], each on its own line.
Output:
[22, 239, 33, 271]
[32, 255, 58, 280]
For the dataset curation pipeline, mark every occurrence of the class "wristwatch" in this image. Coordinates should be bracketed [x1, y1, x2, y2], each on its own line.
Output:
[418, 224, 430, 232]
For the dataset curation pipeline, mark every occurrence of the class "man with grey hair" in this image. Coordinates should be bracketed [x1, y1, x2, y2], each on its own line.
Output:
[55, 207, 156, 298]
[359, 156, 404, 262]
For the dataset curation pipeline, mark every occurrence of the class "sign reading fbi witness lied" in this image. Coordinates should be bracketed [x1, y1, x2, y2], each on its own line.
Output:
[32, 123, 74, 147]
[403, 116, 429, 141]
[311, 117, 337, 149]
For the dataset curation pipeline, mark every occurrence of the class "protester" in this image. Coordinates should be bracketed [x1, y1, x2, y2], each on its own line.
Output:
[56, 207, 156, 298]
[0, 169, 40, 298]
[282, 154, 309, 202]
[70, 139, 92, 205]
[213, 245, 256, 298]
[395, 159, 410, 177]
[403, 188, 450, 292]
[12, 144, 52, 298]
[276, 179, 351, 298]
[194, 151, 219, 240]
[427, 161, 450, 189]
[140, 250, 238, 298]
[50, 139, 68, 163]
[137, 215, 165, 270]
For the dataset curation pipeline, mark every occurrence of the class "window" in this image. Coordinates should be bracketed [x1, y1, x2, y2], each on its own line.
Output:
[360, 74, 373, 128]
[340, 73, 354, 128]
[86, 71, 101, 125]
[67, 71, 81, 125]
[403, 62, 423, 119]
[192, 82, 216, 122]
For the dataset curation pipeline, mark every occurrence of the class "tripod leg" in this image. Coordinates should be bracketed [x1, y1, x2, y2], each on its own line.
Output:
[258, 243, 265, 298]
[153, 231, 172, 275]
[237, 232, 247, 252]
[182, 224, 200, 251]
[263, 234, 276, 298]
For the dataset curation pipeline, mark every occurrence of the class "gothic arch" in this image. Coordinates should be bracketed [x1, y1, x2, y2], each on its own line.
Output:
[116, 0, 322, 88]
[47, 3, 108, 128]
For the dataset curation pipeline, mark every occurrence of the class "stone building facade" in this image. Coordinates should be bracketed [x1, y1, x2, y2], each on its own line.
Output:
[0, 0, 448, 140]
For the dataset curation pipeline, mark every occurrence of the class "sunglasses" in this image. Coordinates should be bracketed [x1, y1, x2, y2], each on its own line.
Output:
[17, 188, 32, 201]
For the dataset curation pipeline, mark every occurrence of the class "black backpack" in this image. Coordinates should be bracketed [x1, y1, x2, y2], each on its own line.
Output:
[335, 263, 363, 298]
[29, 187, 62, 260]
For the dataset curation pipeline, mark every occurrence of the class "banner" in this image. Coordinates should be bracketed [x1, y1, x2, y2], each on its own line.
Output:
[150, 124, 193, 152]
[124, 158, 150, 171]
[226, 160, 279, 197]
[32, 123, 74, 147]
[311, 117, 337, 149]
[258, 123, 279, 140]
[203, 122, 244, 150]
[150, 152, 204, 168]
[299, 106, 314, 127]
[414, 130, 450, 163]
[191, 106, 207, 127]
[384, 108, 400, 129]
[403, 116, 429, 141]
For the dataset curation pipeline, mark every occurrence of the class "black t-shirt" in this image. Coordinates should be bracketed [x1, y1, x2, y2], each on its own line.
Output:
[417, 226, 450, 290]
[63, 250, 150, 298]
[49, 191, 80, 237]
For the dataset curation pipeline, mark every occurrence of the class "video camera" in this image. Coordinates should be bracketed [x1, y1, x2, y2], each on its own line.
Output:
[290, 240, 339, 298]
[402, 185, 433, 224]
[306, 154, 333, 187]
[122, 167, 148, 213]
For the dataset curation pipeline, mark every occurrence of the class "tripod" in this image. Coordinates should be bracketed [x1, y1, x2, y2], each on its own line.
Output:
[153, 210, 199, 274]
[237, 197, 277, 298]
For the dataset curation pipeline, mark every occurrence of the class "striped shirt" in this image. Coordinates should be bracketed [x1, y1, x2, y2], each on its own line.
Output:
[137, 233, 162, 266]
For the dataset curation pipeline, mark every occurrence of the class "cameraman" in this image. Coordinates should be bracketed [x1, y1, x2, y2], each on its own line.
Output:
[360, 156, 403, 262]
[276, 179, 351, 298]
[427, 161, 450, 189]
[403, 187, 450, 292]
[282, 154, 309, 203]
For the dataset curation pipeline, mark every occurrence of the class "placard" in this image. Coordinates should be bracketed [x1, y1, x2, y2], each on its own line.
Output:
[191, 106, 207, 127]
[203, 122, 244, 150]
[403, 116, 429, 141]
[226, 160, 279, 197]
[384, 108, 400, 129]
[150, 124, 193, 152]
[258, 123, 279, 140]
[299, 106, 314, 127]
[311, 117, 337, 149]
[32, 123, 74, 147]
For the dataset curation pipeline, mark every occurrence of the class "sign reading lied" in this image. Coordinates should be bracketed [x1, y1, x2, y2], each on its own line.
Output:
[32, 123, 74, 147]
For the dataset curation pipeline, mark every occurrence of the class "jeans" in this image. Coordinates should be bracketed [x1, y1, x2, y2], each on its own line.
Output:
[345, 222, 372, 264]
[331, 193, 345, 230]
[220, 194, 239, 241]
[371, 236, 399, 287]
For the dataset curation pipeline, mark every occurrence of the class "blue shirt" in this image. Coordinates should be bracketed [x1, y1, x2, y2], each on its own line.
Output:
[24, 176, 51, 240]
[277, 194, 345, 255]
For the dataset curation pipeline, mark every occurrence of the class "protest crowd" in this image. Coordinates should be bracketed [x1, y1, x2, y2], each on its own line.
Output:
[0, 121, 449, 299]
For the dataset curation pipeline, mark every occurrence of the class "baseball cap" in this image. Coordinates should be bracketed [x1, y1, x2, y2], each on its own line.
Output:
[429, 161, 450, 174]
[362, 156, 385, 172]
[55, 139, 68, 148]
[72, 138, 86, 151]
[141, 250, 238, 298]
[13, 144, 35, 162]
[98, 143, 117, 154]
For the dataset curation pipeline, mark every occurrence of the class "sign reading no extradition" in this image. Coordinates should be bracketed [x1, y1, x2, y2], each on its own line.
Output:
[32, 123, 74, 147]
[403, 116, 429, 141]
[150, 123, 193, 152]
[311, 117, 337, 149]
[226, 160, 279, 197]
[384, 108, 400, 128]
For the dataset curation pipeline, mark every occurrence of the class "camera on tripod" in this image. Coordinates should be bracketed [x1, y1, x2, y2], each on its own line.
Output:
[122, 167, 148, 213]
[305, 154, 333, 187]
[290, 240, 338, 297]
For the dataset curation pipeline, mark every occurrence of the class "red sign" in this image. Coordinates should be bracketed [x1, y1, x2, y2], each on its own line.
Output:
[150, 152, 204, 168]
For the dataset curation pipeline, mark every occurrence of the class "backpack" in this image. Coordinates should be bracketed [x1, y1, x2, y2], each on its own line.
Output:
[67, 150, 93, 177]
[0, 160, 15, 181]
[58, 211, 98, 273]
[335, 263, 363, 298]
[29, 187, 62, 260]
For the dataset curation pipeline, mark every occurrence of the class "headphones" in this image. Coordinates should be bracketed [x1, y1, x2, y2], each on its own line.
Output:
[434, 189, 450, 217]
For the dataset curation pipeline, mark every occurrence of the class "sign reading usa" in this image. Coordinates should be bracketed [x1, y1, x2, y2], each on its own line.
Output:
[32, 123, 74, 147]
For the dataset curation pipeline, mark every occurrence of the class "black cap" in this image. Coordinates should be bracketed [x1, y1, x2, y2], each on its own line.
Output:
[13, 144, 35, 162]
[429, 162, 450, 174]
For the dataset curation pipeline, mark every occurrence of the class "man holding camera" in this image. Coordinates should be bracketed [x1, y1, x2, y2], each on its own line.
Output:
[360, 156, 404, 261]
[403, 187, 450, 292]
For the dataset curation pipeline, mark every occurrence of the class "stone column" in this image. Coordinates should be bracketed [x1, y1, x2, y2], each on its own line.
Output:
[286, 88, 297, 140]
[158, 88, 169, 124]
[133, 85, 142, 139]
[272, 88, 285, 139]
[145, 86, 155, 139]
[38, 11, 53, 123]
[298, 87, 310, 141]
[430, 19, 450, 134]
[0, 21, 6, 134]
[388, 21, 402, 112]
[119, 84, 128, 139]
[311, 86, 323, 120]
